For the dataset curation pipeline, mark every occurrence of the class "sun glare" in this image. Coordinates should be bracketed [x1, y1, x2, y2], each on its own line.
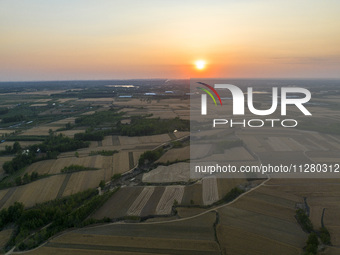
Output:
[195, 60, 206, 70]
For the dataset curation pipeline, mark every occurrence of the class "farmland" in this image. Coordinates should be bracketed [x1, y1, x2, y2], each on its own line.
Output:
[25, 176, 340, 255]
[26, 212, 220, 255]
[142, 162, 190, 183]
[0, 79, 339, 254]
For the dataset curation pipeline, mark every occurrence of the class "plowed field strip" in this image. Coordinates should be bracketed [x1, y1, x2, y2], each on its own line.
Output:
[45, 242, 220, 255]
[56, 173, 72, 198]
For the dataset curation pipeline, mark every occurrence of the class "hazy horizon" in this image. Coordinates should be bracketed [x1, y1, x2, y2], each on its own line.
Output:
[1, 0, 340, 81]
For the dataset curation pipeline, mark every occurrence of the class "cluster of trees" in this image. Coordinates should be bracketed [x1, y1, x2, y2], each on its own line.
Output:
[0, 141, 21, 156]
[111, 173, 121, 181]
[3, 152, 36, 175]
[304, 232, 319, 255]
[119, 117, 189, 136]
[3, 134, 89, 175]
[296, 209, 332, 255]
[319, 227, 331, 245]
[296, 209, 313, 232]
[56, 122, 74, 132]
[138, 148, 164, 166]
[60, 165, 95, 173]
[39, 133, 89, 153]
[219, 187, 244, 205]
[2, 189, 114, 251]
[74, 130, 104, 141]
[15, 172, 39, 186]
[72, 112, 189, 141]
[171, 141, 183, 148]
[75, 109, 123, 127]
[5, 136, 45, 142]
[0, 202, 24, 229]
[0, 107, 9, 115]
[1, 114, 25, 124]
[89, 150, 118, 156]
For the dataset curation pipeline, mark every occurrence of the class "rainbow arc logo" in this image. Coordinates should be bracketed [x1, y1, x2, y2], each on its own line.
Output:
[197, 82, 222, 115]
[197, 82, 222, 106]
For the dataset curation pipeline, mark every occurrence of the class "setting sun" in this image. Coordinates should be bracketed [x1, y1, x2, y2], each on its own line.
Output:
[195, 60, 206, 70]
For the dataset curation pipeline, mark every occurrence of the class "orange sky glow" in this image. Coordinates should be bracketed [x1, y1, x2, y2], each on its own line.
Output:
[1, 0, 340, 81]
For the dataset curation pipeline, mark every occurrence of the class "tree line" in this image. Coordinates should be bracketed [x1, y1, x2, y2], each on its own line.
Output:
[2, 134, 89, 175]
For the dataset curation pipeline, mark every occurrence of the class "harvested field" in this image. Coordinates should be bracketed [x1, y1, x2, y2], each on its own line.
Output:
[216, 178, 247, 200]
[40, 235, 219, 255]
[118, 134, 170, 146]
[112, 151, 142, 174]
[30, 211, 219, 255]
[327, 226, 340, 247]
[305, 138, 328, 151]
[157, 146, 189, 163]
[61, 169, 106, 197]
[25, 159, 56, 175]
[0, 129, 13, 136]
[197, 148, 255, 163]
[142, 163, 190, 183]
[218, 206, 307, 247]
[181, 183, 203, 206]
[267, 137, 293, 151]
[190, 144, 212, 159]
[82, 210, 217, 241]
[239, 135, 266, 153]
[256, 179, 340, 247]
[30, 103, 47, 107]
[155, 186, 184, 215]
[57, 98, 77, 103]
[102, 136, 114, 147]
[139, 186, 165, 217]
[176, 207, 208, 218]
[145, 216, 179, 223]
[136, 134, 171, 144]
[25, 156, 103, 175]
[21, 126, 58, 136]
[0, 175, 66, 209]
[0, 228, 14, 248]
[217, 225, 302, 255]
[173, 131, 190, 139]
[0, 189, 9, 204]
[0, 188, 15, 209]
[221, 147, 254, 161]
[127, 187, 155, 216]
[132, 151, 143, 167]
[21, 118, 77, 136]
[112, 151, 131, 174]
[81, 111, 96, 115]
[93, 186, 144, 219]
[257, 151, 312, 166]
[255, 185, 302, 202]
[321, 246, 340, 255]
[231, 194, 297, 222]
[282, 137, 307, 151]
[202, 177, 219, 205]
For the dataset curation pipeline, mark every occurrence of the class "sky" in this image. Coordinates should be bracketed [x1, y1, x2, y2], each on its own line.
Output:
[1, 0, 340, 81]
